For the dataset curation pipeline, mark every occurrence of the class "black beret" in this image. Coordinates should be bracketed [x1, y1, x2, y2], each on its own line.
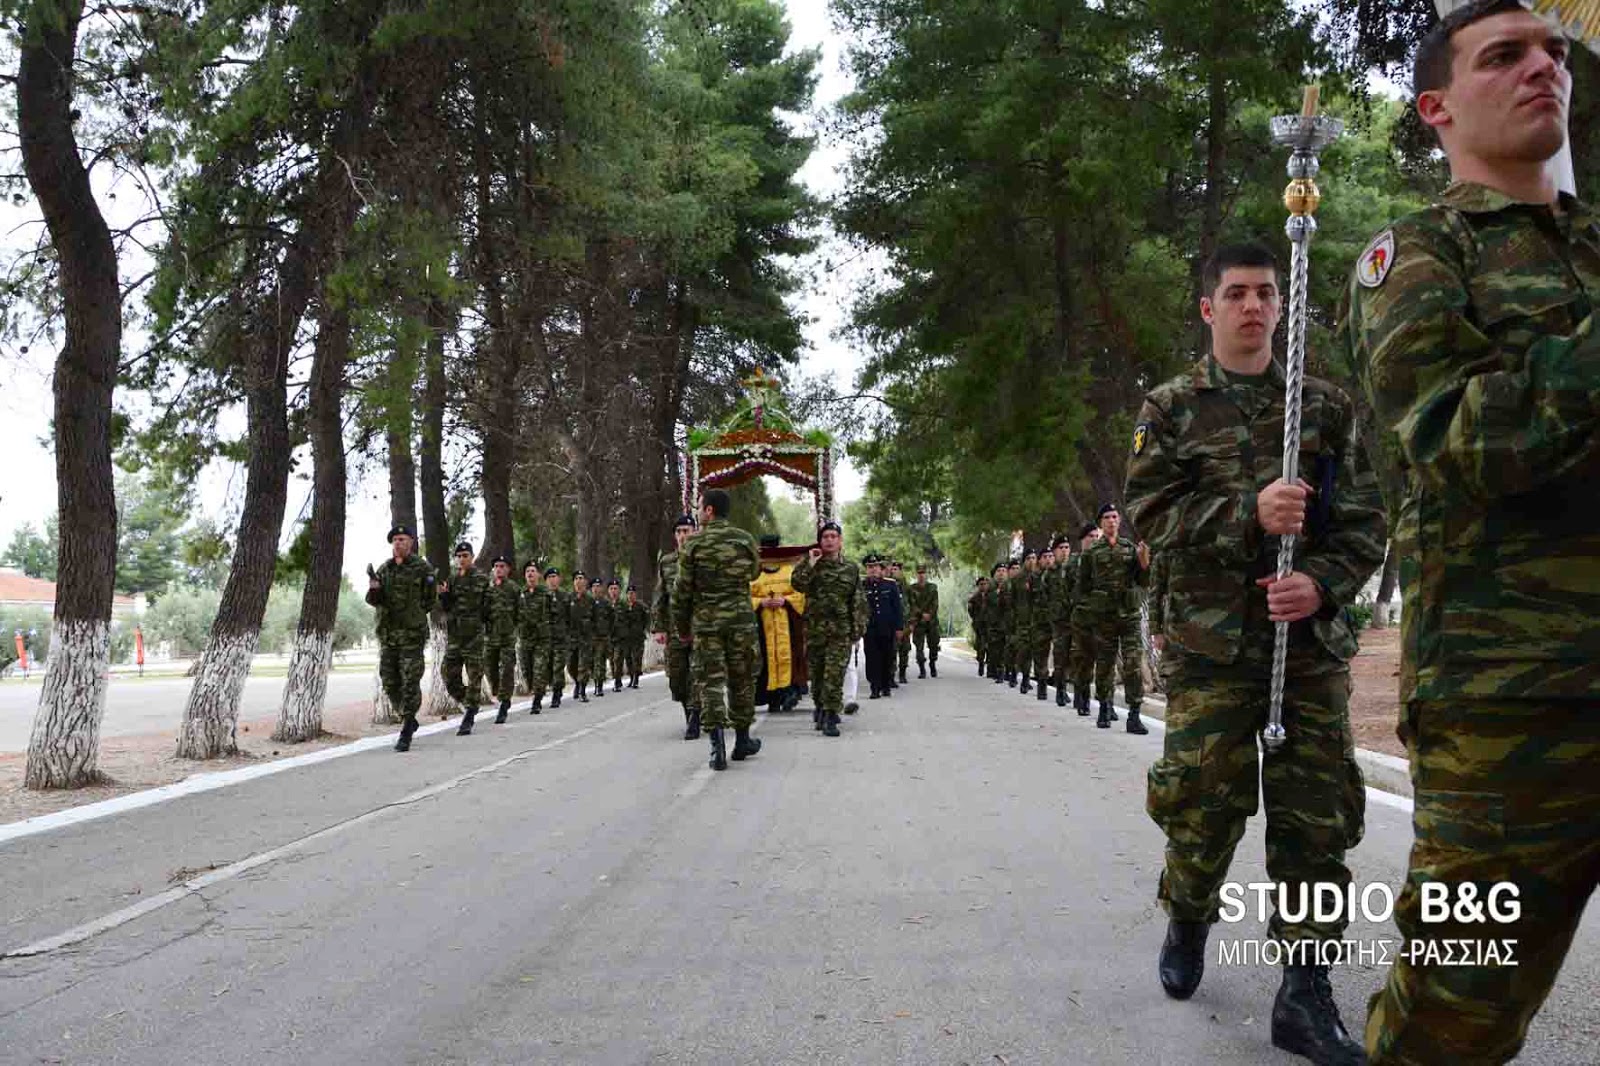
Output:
[453, 540, 474, 555]
[818, 521, 842, 535]
[387, 524, 415, 542]
[1024, 549, 1038, 559]
[573, 570, 587, 579]
[673, 513, 697, 530]
[1097, 502, 1119, 520]
[608, 578, 620, 587]
[491, 555, 510, 566]
[543, 567, 560, 578]
[1053, 537, 1072, 550]
[627, 584, 638, 592]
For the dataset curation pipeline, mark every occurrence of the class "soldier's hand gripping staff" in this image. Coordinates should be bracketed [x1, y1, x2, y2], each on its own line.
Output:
[518, 562, 553, 714]
[1127, 242, 1385, 1064]
[567, 572, 594, 703]
[1346, 6, 1600, 1062]
[484, 555, 520, 724]
[674, 489, 763, 772]
[791, 522, 865, 738]
[653, 514, 701, 739]
[367, 525, 437, 752]
[440, 541, 492, 736]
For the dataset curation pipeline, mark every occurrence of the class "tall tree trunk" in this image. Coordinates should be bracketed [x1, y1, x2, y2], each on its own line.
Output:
[19, 0, 121, 789]
[387, 415, 418, 533]
[1373, 539, 1400, 628]
[1194, 44, 1229, 321]
[275, 293, 351, 742]
[416, 299, 454, 720]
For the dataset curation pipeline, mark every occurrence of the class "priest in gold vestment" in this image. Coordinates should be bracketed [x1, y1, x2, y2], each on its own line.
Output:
[751, 535, 807, 712]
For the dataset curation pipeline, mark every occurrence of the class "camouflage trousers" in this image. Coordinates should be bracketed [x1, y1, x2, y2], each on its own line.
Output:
[1071, 614, 1097, 694]
[524, 639, 566, 698]
[987, 630, 1007, 676]
[1050, 621, 1073, 687]
[591, 638, 611, 686]
[1147, 662, 1365, 943]
[1366, 699, 1600, 1066]
[1091, 610, 1143, 707]
[1031, 628, 1052, 684]
[913, 623, 940, 666]
[1011, 624, 1033, 674]
[567, 640, 592, 684]
[897, 629, 912, 673]
[810, 623, 853, 714]
[970, 624, 987, 666]
[665, 636, 696, 709]
[692, 625, 757, 731]
[379, 637, 427, 720]
[484, 640, 516, 702]
[444, 637, 486, 712]
[620, 639, 643, 680]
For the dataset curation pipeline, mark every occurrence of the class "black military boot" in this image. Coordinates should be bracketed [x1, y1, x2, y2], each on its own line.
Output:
[731, 727, 762, 761]
[1007, 671, 1017, 688]
[551, 685, 563, 709]
[1036, 679, 1049, 701]
[394, 715, 419, 753]
[1076, 689, 1091, 716]
[685, 707, 702, 741]
[1158, 920, 1210, 1000]
[457, 707, 478, 736]
[918, 663, 926, 679]
[615, 677, 622, 693]
[631, 675, 641, 689]
[1096, 700, 1113, 729]
[898, 665, 908, 684]
[1271, 964, 1366, 1065]
[593, 680, 605, 698]
[1126, 705, 1149, 735]
[495, 698, 510, 725]
[823, 711, 841, 737]
[530, 696, 543, 714]
[576, 681, 589, 704]
[929, 661, 937, 678]
[976, 658, 984, 675]
[708, 727, 728, 771]
[813, 705, 824, 731]
[1056, 685, 1068, 707]
[1019, 671, 1032, 695]
[844, 700, 859, 715]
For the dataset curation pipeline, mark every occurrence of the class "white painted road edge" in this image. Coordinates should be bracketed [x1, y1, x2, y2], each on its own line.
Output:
[0, 671, 667, 848]
[1, 700, 663, 960]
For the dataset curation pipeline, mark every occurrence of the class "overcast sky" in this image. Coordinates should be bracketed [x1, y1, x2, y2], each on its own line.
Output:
[0, 1, 867, 585]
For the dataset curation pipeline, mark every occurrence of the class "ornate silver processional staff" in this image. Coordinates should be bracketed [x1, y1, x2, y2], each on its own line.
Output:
[1262, 87, 1341, 754]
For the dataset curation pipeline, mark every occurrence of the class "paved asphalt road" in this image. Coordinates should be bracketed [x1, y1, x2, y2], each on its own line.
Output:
[0, 671, 374, 752]
[1, 663, 1595, 1064]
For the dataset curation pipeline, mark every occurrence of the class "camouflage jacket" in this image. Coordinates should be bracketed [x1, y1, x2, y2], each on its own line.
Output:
[568, 591, 596, 642]
[544, 587, 572, 643]
[440, 568, 491, 643]
[1043, 560, 1076, 624]
[517, 585, 552, 645]
[1008, 571, 1036, 630]
[1343, 181, 1600, 701]
[673, 517, 761, 637]
[905, 581, 939, 628]
[485, 577, 520, 646]
[618, 602, 650, 642]
[652, 551, 680, 636]
[1076, 538, 1146, 620]
[366, 554, 437, 641]
[592, 596, 617, 642]
[1125, 355, 1386, 669]
[990, 580, 1009, 630]
[790, 553, 866, 640]
[967, 588, 988, 629]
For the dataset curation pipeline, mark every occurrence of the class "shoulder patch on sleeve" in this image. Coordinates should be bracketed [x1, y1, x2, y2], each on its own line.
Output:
[1132, 423, 1151, 456]
[1356, 229, 1395, 289]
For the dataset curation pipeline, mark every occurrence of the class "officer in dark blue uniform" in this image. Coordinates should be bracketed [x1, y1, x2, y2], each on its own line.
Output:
[862, 554, 905, 699]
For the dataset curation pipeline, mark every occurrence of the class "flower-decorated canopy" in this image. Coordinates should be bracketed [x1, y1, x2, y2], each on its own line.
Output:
[685, 369, 836, 530]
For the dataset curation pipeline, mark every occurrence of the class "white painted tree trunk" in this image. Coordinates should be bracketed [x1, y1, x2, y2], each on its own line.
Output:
[175, 630, 258, 759]
[422, 617, 455, 718]
[275, 630, 332, 742]
[370, 663, 398, 724]
[24, 620, 111, 789]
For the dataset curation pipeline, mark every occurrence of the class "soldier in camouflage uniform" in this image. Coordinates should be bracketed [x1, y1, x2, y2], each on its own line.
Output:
[1345, 7, 1600, 1061]
[994, 561, 1016, 684]
[517, 562, 552, 714]
[674, 489, 763, 771]
[967, 575, 990, 675]
[1069, 524, 1102, 713]
[535, 567, 570, 709]
[603, 579, 625, 693]
[1048, 537, 1077, 707]
[1127, 242, 1386, 1064]
[791, 521, 867, 737]
[619, 584, 648, 688]
[907, 563, 940, 678]
[587, 579, 612, 698]
[1010, 552, 1038, 694]
[653, 514, 701, 739]
[440, 541, 491, 736]
[1030, 547, 1057, 701]
[567, 571, 595, 703]
[484, 555, 520, 723]
[1077, 505, 1150, 732]
[366, 525, 437, 752]
[886, 561, 910, 684]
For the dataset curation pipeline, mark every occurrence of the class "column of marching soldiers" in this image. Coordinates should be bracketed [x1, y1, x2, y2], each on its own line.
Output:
[963, 504, 1155, 735]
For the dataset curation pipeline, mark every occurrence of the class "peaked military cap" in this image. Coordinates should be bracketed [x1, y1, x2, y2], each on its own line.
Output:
[387, 524, 415, 542]
[453, 540, 474, 555]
